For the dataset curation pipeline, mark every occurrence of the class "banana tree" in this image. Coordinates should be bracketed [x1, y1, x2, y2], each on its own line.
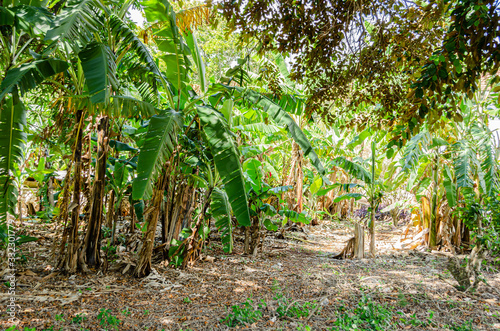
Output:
[399, 126, 452, 248]
[397, 87, 499, 288]
[106, 157, 133, 245]
[312, 127, 405, 257]
[0, 2, 69, 258]
[241, 158, 304, 254]
[129, 0, 329, 276]
[400, 102, 499, 251]
[39, 0, 171, 272]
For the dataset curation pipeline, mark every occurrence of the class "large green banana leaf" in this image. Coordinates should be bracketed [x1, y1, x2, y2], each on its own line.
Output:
[0, 59, 69, 101]
[481, 142, 499, 195]
[78, 42, 118, 104]
[242, 89, 330, 184]
[136, 81, 160, 106]
[0, 6, 15, 25]
[109, 96, 157, 118]
[453, 142, 476, 190]
[65, 94, 157, 118]
[211, 188, 233, 253]
[267, 93, 306, 116]
[132, 109, 181, 200]
[273, 53, 296, 89]
[475, 126, 500, 195]
[0, 93, 26, 222]
[401, 130, 431, 172]
[219, 99, 233, 125]
[196, 104, 251, 227]
[45, 0, 99, 47]
[333, 193, 364, 203]
[185, 32, 206, 93]
[109, 14, 164, 83]
[142, 0, 192, 107]
[235, 123, 282, 135]
[1, 5, 54, 36]
[279, 209, 310, 224]
[331, 156, 372, 184]
[443, 164, 457, 208]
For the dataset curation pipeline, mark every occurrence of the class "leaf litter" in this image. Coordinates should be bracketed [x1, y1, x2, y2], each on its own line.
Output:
[1, 219, 499, 330]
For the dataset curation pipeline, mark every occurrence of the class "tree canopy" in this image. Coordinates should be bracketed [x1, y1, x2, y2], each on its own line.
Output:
[215, 0, 500, 140]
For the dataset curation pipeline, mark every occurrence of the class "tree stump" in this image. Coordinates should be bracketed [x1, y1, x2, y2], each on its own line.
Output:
[354, 223, 365, 259]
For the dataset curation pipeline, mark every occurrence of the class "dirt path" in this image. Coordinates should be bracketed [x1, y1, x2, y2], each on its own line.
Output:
[2, 220, 500, 330]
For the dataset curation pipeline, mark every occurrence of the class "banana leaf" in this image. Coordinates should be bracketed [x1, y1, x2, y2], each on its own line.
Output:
[196, 104, 251, 227]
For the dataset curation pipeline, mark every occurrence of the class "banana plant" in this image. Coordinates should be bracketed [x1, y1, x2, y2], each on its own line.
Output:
[311, 127, 376, 204]
[399, 126, 451, 247]
[312, 127, 401, 257]
[242, 157, 307, 253]
[399, 98, 500, 249]
[106, 157, 134, 245]
[128, 0, 329, 274]
[43, 0, 178, 271]
[0, 2, 69, 225]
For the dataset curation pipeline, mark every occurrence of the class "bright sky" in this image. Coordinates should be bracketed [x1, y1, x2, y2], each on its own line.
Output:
[129, 7, 145, 27]
[490, 118, 500, 132]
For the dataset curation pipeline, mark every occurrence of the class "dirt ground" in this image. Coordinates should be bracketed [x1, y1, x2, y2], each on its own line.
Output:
[2, 219, 500, 330]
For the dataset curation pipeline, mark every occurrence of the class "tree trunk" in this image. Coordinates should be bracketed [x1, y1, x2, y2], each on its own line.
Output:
[429, 154, 439, 248]
[129, 197, 136, 233]
[451, 214, 460, 249]
[369, 140, 376, 257]
[181, 188, 213, 269]
[106, 130, 121, 231]
[284, 142, 299, 210]
[134, 171, 168, 278]
[111, 197, 121, 245]
[47, 177, 55, 208]
[52, 158, 72, 260]
[59, 108, 84, 273]
[82, 116, 109, 268]
[45, 148, 55, 208]
[296, 151, 303, 214]
[160, 198, 169, 260]
[180, 175, 198, 231]
[249, 216, 260, 255]
[171, 183, 188, 241]
[324, 171, 337, 212]
[165, 157, 180, 246]
[391, 209, 399, 227]
[354, 223, 365, 258]
[161, 170, 173, 259]
[244, 227, 251, 254]
[369, 207, 375, 257]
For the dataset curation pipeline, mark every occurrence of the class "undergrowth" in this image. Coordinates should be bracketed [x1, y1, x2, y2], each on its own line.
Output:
[3, 292, 481, 330]
[273, 282, 319, 319]
[220, 298, 264, 327]
[330, 293, 477, 331]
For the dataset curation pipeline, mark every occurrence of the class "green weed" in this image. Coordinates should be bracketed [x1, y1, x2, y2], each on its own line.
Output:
[272, 282, 319, 319]
[71, 313, 87, 324]
[446, 319, 477, 331]
[221, 298, 263, 327]
[297, 323, 312, 331]
[97, 308, 121, 330]
[331, 295, 437, 330]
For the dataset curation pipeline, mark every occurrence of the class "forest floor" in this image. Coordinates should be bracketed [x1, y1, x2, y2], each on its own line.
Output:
[2, 218, 500, 331]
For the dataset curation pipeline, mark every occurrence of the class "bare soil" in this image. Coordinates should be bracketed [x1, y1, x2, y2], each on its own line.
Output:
[2, 219, 500, 330]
